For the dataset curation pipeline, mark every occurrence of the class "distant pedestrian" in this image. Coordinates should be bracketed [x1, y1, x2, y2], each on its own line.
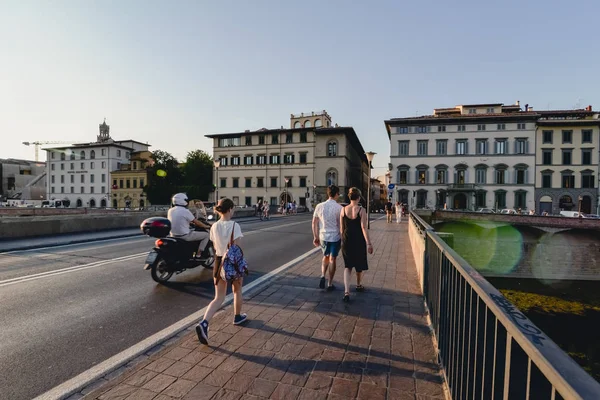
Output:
[385, 200, 393, 223]
[196, 198, 247, 345]
[395, 201, 402, 223]
[312, 185, 343, 291]
[340, 188, 373, 302]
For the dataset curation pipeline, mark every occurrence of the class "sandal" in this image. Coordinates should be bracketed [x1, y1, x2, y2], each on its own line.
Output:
[343, 293, 350, 302]
[356, 285, 365, 292]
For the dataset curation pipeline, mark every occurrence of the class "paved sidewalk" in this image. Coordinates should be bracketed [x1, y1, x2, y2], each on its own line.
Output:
[84, 219, 446, 400]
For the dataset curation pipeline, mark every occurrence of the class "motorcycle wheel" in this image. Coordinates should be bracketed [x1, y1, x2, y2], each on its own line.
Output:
[202, 245, 215, 269]
[151, 257, 174, 283]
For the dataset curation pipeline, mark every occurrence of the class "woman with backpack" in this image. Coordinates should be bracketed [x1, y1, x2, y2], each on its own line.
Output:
[196, 198, 248, 345]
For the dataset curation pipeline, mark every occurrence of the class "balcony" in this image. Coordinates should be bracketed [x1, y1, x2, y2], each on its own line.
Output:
[446, 183, 478, 191]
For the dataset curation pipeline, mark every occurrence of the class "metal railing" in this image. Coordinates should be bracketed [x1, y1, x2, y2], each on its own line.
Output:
[409, 211, 600, 399]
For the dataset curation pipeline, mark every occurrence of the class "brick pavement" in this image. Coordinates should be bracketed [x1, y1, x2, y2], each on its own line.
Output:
[84, 219, 447, 400]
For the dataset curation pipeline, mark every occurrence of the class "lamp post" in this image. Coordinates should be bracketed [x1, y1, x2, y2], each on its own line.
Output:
[365, 152, 376, 229]
[284, 178, 290, 213]
[578, 195, 583, 216]
[213, 159, 221, 203]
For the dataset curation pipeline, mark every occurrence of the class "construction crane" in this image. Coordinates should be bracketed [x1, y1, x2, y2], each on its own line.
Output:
[22, 141, 77, 162]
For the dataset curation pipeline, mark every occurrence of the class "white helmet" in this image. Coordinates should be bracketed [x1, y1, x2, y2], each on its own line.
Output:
[172, 193, 189, 207]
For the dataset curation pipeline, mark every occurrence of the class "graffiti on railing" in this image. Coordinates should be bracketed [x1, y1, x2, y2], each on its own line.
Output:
[490, 293, 547, 346]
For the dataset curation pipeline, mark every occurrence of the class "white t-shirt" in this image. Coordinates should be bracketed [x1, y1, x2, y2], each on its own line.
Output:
[313, 199, 343, 242]
[168, 206, 195, 236]
[210, 220, 244, 256]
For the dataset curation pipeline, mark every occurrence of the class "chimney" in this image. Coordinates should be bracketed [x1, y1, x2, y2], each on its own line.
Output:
[525, 104, 529, 111]
[245, 130, 250, 132]
[587, 105, 592, 111]
[516, 100, 520, 106]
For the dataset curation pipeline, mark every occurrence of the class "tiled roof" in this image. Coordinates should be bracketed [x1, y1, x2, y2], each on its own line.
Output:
[388, 111, 539, 121]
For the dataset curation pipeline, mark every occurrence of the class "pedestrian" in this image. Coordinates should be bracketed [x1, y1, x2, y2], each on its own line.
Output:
[395, 201, 402, 223]
[340, 188, 373, 302]
[196, 198, 247, 345]
[312, 185, 343, 291]
[385, 199, 393, 223]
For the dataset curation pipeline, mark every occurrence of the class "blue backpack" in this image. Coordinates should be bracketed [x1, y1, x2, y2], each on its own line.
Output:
[221, 223, 248, 282]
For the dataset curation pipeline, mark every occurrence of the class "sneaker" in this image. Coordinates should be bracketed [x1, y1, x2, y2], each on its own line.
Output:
[233, 313, 248, 325]
[319, 276, 326, 289]
[326, 284, 336, 292]
[196, 320, 209, 345]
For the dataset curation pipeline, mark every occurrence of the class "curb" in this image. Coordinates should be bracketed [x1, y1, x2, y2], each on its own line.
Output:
[35, 246, 322, 400]
[0, 232, 143, 254]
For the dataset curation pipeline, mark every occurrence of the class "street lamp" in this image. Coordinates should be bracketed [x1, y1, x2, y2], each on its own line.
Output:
[284, 178, 290, 213]
[365, 152, 376, 229]
[213, 159, 221, 203]
[578, 195, 583, 216]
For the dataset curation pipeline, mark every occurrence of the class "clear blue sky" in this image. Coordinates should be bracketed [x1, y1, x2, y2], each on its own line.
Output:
[2, 0, 599, 178]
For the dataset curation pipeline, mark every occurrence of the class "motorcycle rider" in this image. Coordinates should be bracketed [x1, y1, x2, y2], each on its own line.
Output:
[168, 193, 211, 259]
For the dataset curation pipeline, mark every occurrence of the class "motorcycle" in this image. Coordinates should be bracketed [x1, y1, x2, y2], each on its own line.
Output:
[140, 215, 216, 284]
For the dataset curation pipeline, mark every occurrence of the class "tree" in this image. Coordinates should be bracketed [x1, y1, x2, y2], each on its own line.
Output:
[181, 150, 214, 201]
[145, 150, 182, 205]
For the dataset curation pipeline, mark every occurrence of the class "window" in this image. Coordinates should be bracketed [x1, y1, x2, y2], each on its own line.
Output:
[562, 173, 575, 188]
[456, 140, 468, 155]
[494, 191, 507, 209]
[119, 179, 123, 188]
[468, 108, 476, 114]
[582, 130, 593, 143]
[272, 134, 279, 144]
[81, 175, 85, 183]
[417, 126, 430, 133]
[517, 123, 526, 130]
[398, 170, 408, 184]
[286, 133, 293, 144]
[90, 187, 95, 194]
[126, 152, 130, 159]
[397, 127, 409, 134]
[435, 167, 447, 184]
[51, 175, 55, 184]
[51, 164, 55, 171]
[60, 175, 65, 184]
[257, 155, 266, 165]
[80, 186, 84, 193]
[417, 140, 428, 156]
[61, 163, 64, 170]
[81, 162, 85, 169]
[245, 197, 252, 207]
[299, 177, 307, 187]
[304, 120, 312, 128]
[477, 124, 486, 131]
[514, 191, 527, 209]
[487, 108, 495, 113]
[245, 178, 252, 188]
[125, 178, 129, 188]
[90, 150, 95, 159]
[61, 153, 65, 161]
[543, 130, 553, 144]
[458, 125, 466, 132]
[515, 139, 528, 154]
[455, 168, 466, 185]
[61, 187, 64, 193]
[326, 170, 337, 186]
[475, 191, 487, 208]
[233, 178, 239, 188]
[220, 178, 226, 188]
[542, 173, 552, 188]
[494, 140, 507, 154]
[284, 154, 295, 164]
[270, 155, 280, 164]
[495, 167, 507, 184]
[90, 162, 95, 169]
[562, 150, 572, 165]
[79, 151, 85, 159]
[437, 126, 446, 132]
[70, 175, 74, 183]
[582, 173, 595, 188]
[582, 149, 592, 165]
[244, 155, 253, 165]
[416, 167, 428, 184]
[51, 152, 55, 159]
[475, 167, 487, 184]
[101, 149, 106, 156]
[542, 150, 552, 165]
[257, 177, 264, 188]
[139, 178, 145, 188]
[232, 156, 240, 166]
[476, 139, 487, 155]
[259, 135, 265, 145]
[270, 177, 277, 187]
[315, 119, 322, 128]
[398, 141, 409, 156]
[133, 180, 137, 188]
[117, 150, 121, 157]
[515, 166, 528, 184]
[71, 187, 74, 193]
[285, 178, 292, 188]
[562, 130, 573, 143]
[436, 140, 447, 156]
[245, 136, 252, 146]
[51, 187, 55, 193]
[70, 163, 74, 170]
[300, 132, 307, 143]
[327, 141, 337, 156]
[101, 187, 105, 193]
[299, 153, 307, 163]
[294, 121, 301, 129]
[219, 157, 228, 166]
[497, 124, 506, 130]
[219, 137, 241, 147]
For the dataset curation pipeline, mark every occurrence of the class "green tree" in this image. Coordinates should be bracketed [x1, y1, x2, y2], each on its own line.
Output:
[145, 150, 182, 205]
[181, 150, 214, 201]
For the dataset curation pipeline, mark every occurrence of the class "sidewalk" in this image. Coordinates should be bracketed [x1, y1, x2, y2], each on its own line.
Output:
[83, 219, 446, 400]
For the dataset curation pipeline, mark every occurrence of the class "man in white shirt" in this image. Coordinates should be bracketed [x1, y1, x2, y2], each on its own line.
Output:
[168, 193, 211, 258]
[312, 185, 343, 291]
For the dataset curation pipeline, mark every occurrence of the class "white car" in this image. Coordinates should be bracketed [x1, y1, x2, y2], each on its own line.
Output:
[477, 208, 495, 213]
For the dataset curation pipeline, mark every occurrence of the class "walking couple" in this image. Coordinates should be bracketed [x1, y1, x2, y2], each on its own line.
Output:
[312, 185, 373, 302]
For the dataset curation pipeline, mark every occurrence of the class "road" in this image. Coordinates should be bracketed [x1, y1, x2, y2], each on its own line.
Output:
[0, 214, 315, 400]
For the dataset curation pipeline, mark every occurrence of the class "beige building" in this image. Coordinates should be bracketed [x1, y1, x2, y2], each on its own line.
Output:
[206, 111, 369, 208]
[535, 107, 600, 215]
[110, 150, 152, 209]
[386, 102, 538, 211]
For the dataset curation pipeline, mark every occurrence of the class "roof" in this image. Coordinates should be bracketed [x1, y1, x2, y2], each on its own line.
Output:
[386, 111, 540, 124]
[114, 140, 152, 147]
[45, 142, 135, 151]
[0, 158, 44, 166]
[460, 103, 504, 108]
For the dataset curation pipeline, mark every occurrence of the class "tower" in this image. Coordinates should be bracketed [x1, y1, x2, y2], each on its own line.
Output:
[97, 119, 111, 142]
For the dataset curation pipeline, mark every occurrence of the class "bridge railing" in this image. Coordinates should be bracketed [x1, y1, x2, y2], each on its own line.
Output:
[409, 211, 600, 400]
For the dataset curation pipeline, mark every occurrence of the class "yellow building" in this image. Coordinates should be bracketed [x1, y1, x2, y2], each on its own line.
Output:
[110, 151, 152, 209]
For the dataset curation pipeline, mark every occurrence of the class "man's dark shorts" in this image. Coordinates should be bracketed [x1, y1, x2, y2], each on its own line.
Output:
[320, 240, 341, 257]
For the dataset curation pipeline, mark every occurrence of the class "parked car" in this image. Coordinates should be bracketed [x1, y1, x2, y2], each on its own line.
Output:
[560, 211, 584, 218]
[476, 208, 495, 214]
[499, 209, 517, 215]
[583, 213, 600, 219]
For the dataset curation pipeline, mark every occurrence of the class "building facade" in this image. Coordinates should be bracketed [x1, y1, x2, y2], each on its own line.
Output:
[45, 120, 150, 208]
[110, 150, 152, 209]
[206, 111, 369, 208]
[0, 159, 46, 202]
[535, 108, 600, 215]
[386, 103, 538, 211]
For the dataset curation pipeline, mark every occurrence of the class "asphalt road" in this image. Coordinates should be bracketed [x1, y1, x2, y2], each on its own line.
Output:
[0, 214, 315, 400]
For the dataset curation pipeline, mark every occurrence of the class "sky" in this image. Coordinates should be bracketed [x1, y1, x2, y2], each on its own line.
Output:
[2, 0, 599, 179]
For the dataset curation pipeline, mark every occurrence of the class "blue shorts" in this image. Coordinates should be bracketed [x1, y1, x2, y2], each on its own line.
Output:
[321, 240, 341, 257]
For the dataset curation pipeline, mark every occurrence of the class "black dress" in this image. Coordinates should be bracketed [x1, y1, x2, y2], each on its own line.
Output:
[341, 207, 368, 272]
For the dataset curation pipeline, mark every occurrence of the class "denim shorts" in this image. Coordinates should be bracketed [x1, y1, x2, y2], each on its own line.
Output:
[320, 240, 341, 257]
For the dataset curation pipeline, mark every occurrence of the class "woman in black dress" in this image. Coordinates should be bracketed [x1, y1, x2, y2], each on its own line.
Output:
[340, 187, 373, 302]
